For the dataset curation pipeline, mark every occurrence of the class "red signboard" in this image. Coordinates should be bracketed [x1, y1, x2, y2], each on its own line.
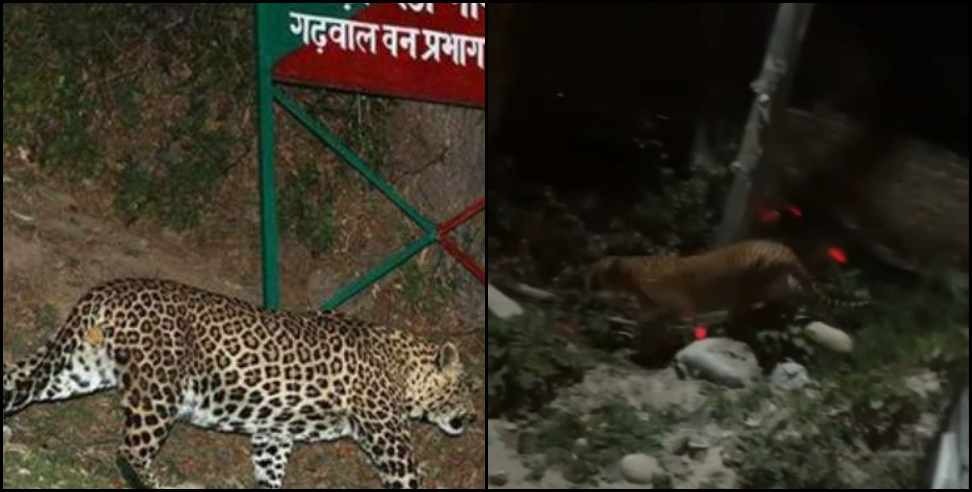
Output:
[274, 3, 485, 108]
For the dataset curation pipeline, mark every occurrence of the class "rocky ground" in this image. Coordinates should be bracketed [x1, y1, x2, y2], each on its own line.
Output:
[487, 284, 967, 489]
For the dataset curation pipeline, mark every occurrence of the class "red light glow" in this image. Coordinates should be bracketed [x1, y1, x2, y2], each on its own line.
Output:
[757, 208, 781, 223]
[784, 204, 803, 218]
[694, 325, 708, 340]
[827, 246, 848, 264]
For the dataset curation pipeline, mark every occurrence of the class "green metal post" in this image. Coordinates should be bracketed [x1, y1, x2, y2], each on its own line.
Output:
[252, 3, 479, 312]
[255, 5, 281, 310]
[321, 233, 439, 310]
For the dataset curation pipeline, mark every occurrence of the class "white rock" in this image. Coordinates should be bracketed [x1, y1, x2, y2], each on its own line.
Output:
[620, 453, 662, 485]
[488, 284, 524, 320]
[771, 361, 813, 391]
[674, 338, 760, 388]
[803, 321, 854, 353]
[509, 282, 558, 302]
[686, 437, 711, 451]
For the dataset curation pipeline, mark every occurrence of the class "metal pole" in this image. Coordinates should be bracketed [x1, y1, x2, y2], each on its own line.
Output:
[255, 4, 282, 310]
[715, 3, 814, 245]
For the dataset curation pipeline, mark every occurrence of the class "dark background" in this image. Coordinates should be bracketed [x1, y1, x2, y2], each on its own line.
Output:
[490, 3, 968, 189]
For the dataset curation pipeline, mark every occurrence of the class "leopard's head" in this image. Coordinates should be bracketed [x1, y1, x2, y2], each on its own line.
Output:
[411, 342, 479, 436]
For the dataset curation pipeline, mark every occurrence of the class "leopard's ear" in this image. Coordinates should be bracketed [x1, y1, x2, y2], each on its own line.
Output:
[436, 342, 460, 372]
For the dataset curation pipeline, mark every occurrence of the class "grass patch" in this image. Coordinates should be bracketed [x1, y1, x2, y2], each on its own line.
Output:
[114, 91, 235, 230]
[518, 400, 669, 485]
[736, 382, 928, 489]
[2, 448, 117, 490]
[487, 310, 592, 417]
[5, 5, 251, 231]
[399, 259, 454, 314]
[735, 268, 967, 488]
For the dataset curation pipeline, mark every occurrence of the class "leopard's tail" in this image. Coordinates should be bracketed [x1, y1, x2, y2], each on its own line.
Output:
[4, 333, 65, 418]
[809, 281, 872, 310]
[781, 263, 871, 312]
[4, 312, 116, 418]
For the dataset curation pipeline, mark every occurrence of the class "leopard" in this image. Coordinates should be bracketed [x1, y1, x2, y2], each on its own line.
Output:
[2, 278, 479, 489]
[583, 238, 869, 325]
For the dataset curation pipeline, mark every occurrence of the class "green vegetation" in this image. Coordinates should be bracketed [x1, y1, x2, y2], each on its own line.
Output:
[278, 162, 337, 256]
[2, 449, 117, 490]
[518, 401, 667, 485]
[115, 93, 235, 230]
[487, 310, 593, 417]
[399, 257, 454, 315]
[490, 240, 966, 487]
[298, 88, 396, 187]
[736, 269, 968, 488]
[4, 4, 392, 246]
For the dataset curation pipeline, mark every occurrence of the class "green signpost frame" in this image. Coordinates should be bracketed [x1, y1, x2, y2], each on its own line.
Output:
[254, 3, 485, 310]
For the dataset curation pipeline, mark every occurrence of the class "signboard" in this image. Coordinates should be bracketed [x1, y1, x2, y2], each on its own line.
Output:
[255, 3, 486, 310]
[265, 3, 484, 107]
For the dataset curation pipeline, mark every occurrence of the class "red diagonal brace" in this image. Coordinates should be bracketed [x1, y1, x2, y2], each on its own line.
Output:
[440, 235, 485, 284]
[437, 196, 485, 285]
[439, 196, 484, 236]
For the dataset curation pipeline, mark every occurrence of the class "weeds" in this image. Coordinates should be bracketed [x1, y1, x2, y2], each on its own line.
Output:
[5, 5, 250, 230]
[518, 401, 667, 485]
[114, 93, 234, 230]
[399, 258, 454, 315]
[278, 162, 337, 256]
[298, 89, 396, 188]
[487, 310, 591, 417]
[735, 269, 967, 488]
[5, 4, 398, 241]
